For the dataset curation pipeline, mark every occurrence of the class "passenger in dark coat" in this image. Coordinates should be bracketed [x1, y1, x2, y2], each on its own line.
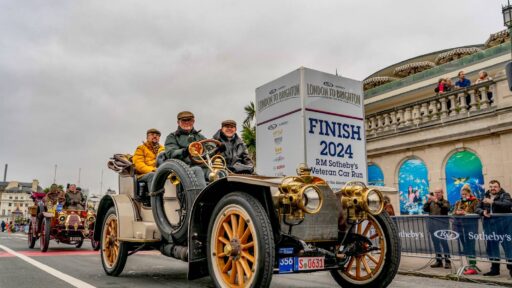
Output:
[212, 120, 254, 174]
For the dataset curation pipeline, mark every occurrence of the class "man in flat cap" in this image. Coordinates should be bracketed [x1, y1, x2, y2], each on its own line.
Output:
[212, 120, 254, 174]
[164, 111, 208, 184]
[133, 128, 165, 186]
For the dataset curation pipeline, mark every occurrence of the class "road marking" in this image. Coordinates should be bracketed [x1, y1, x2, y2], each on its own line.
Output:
[0, 249, 159, 258]
[0, 244, 96, 288]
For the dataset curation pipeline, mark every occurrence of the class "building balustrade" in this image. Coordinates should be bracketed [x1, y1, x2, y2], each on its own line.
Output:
[366, 80, 496, 137]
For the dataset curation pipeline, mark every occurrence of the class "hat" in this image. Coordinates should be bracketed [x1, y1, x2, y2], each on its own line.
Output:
[177, 111, 194, 120]
[146, 128, 161, 135]
[221, 120, 237, 127]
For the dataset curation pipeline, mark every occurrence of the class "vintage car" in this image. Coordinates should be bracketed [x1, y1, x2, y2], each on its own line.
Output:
[28, 192, 100, 252]
[94, 139, 400, 288]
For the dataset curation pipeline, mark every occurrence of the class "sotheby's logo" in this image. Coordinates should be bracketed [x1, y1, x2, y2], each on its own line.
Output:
[434, 230, 459, 240]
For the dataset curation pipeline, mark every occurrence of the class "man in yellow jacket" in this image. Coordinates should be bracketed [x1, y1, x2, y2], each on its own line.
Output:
[133, 128, 165, 187]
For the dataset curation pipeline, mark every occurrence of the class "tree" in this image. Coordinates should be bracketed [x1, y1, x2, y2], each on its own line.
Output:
[242, 101, 256, 162]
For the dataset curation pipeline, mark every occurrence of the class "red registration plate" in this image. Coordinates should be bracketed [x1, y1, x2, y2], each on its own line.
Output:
[295, 256, 325, 271]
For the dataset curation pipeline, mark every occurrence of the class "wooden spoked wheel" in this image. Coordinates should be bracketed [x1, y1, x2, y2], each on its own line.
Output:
[103, 214, 120, 268]
[342, 214, 386, 283]
[100, 207, 128, 276]
[211, 204, 257, 287]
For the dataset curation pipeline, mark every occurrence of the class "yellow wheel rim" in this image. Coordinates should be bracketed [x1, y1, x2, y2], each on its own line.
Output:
[211, 205, 257, 288]
[342, 215, 386, 282]
[103, 214, 119, 268]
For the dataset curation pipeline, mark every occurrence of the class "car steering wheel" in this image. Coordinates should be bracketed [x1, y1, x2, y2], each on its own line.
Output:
[188, 139, 222, 164]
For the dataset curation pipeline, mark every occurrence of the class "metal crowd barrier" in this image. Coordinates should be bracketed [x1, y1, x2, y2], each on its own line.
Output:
[392, 214, 512, 275]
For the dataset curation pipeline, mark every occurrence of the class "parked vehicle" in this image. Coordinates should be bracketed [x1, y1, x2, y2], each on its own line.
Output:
[94, 140, 400, 288]
[28, 192, 99, 252]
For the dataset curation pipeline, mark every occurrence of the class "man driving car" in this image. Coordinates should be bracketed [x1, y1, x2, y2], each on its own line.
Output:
[164, 111, 207, 185]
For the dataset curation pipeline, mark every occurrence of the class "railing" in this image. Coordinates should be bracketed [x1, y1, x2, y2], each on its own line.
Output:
[364, 41, 509, 98]
[365, 80, 496, 138]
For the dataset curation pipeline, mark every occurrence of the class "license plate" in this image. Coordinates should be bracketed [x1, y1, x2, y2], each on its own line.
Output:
[294, 256, 324, 271]
[278, 257, 294, 273]
[70, 237, 82, 241]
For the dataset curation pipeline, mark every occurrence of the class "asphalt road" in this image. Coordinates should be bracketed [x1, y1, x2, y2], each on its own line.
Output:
[0, 232, 504, 288]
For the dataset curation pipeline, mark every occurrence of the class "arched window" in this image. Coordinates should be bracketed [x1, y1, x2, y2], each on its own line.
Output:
[445, 150, 484, 206]
[368, 164, 384, 186]
[398, 158, 429, 215]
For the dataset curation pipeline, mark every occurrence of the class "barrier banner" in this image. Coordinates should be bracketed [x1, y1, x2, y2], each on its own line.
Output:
[393, 214, 512, 260]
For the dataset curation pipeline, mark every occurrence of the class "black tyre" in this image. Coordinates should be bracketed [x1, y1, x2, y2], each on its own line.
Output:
[91, 238, 100, 251]
[100, 207, 128, 276]
[75, 237, 84, 248]
[40, 218, 51, 252]
[330, 213, 400, 288]
[28, 220, 37, 249]
[207, 192, 274, 288]
[151, 159, 203, 244]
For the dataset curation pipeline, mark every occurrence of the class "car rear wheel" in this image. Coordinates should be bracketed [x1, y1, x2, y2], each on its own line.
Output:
[330, 213, 400, 288]
[28, 220, 37, 249]
[207, 192, 274, 288]
[40, 218, 51, 252]
[101, 207, 128, 276]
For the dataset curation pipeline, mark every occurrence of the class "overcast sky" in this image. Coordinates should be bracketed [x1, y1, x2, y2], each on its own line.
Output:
[0, 0, 504, 194]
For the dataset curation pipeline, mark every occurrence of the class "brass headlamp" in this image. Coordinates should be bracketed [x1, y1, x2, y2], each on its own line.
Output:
[339, 181, 384, 221]
[278, 165, 325, 222]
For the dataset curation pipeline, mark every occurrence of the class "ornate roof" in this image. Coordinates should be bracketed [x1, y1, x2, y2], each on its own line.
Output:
[363, 29, 508, 91]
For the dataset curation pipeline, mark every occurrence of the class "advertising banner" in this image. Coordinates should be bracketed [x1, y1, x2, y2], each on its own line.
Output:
[394, 215, 512, 260]
[256, 67, 365, 189]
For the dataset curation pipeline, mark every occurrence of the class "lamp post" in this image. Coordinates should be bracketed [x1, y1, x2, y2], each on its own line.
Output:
[503, 1, 512, 55]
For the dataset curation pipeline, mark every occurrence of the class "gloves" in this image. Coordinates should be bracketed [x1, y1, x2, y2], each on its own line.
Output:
[217, 143, 226, 153]
[181, 148, 189, 158]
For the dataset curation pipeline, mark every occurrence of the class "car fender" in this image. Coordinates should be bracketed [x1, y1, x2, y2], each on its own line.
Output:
[93, 194, 139, 241]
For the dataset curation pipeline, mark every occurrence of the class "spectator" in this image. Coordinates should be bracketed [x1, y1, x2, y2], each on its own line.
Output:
[434, 78, 446, 94]
[212, 120, 254, 174]
[455, 71, 471, 88]
[1, 220, 5, 232]
[452, 184, 480, 275]
[423, 188, 451, 269]
[475, 180, 512, 276]
[475, 70, 494, 103]
[475, 70, 492, 84]
[133, 128, 165, 187]
[383, 195, 395, 216]
[444, 78, 454, 92]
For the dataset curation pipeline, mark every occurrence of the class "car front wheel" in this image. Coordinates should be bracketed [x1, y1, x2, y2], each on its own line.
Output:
[207, 192, 274, 288]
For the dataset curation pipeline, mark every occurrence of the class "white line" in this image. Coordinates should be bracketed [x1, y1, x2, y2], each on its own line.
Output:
[0, 244, 96, 288]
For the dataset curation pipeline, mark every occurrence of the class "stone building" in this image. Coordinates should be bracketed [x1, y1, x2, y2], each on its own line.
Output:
[363, 29, 512, 215]
[0, 180, 43, 222]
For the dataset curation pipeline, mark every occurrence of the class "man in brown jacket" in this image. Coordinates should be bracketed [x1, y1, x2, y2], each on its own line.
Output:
[423, 188, 452, 269]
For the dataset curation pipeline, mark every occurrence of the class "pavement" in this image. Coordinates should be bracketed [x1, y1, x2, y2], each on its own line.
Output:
[399, 254, 512, 287]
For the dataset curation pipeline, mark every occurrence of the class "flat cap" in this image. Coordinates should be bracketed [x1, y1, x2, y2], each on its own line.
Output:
[177, 111, 195, 120]
[146, 128, 161, 135]
[221, 120, 237, 127]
